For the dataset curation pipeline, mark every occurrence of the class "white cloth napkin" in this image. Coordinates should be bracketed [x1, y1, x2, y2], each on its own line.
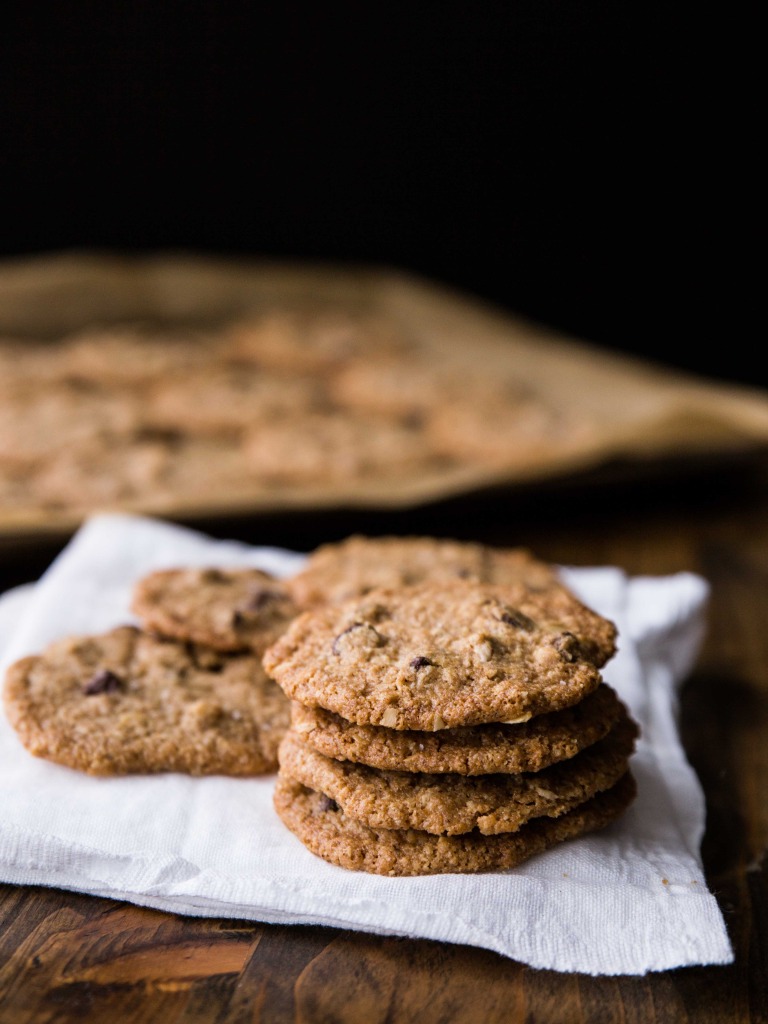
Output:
[0, 514, 733, 976]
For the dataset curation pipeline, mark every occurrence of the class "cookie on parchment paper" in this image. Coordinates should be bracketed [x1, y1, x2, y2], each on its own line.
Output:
[242, 412, 449, 486]
[3, 625, 290, 776]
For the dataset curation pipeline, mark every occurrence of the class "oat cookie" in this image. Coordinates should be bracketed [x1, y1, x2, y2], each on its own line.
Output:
[32, 435, 170, 513]
[273, 771, 637, 875]
[424, 394, 579, 468]
[286, 534, 562, 611]
[132, 567, 298, 654]
[144, 366, 325, 437]
[290, 682, 625, 775]
[137, 436, 275, 513]
[327, 350, 482, 421]
[288, 538, 618, 669]
[0, 386, 141, 472]
[222, 309, 412, 373]
[54, 323, 212, 387]
[263, 581, 615, 730]
[278, 713, 637, 836]
[242, 412, 448, 485]
[3, 625, 290, 775]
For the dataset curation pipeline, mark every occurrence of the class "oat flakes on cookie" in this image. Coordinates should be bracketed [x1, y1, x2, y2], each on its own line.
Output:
[131, 566, 298, 655]
[286, 534, 562, 610]
[285, 534, 618, 670]
[262, 580, 616, 730]
[3, 625, 290, 775]
[273, 770, 638, 876]
[289, 682, 626, 775]
[277, 712, 637, 836]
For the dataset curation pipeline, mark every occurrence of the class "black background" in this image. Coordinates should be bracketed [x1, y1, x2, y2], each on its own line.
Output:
[0, 4, 756, 387]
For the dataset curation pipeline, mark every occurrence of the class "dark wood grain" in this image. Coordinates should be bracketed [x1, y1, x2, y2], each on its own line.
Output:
[1, 456, 767, 1023]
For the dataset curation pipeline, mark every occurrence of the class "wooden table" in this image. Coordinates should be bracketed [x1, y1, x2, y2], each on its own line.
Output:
[1, 452, 766, 1023]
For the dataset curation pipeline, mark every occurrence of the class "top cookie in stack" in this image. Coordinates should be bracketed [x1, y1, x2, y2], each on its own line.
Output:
[266, 535, 638, 876]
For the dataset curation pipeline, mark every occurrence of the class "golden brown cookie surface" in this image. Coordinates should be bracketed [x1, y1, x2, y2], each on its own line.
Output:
[273, 771, 637, 876]
[289, 683, 625, 775]
[286, 534, 561, 610]
[277, 714, 637, 835]
[263, 580, 615, 730]
[132, 566, 298, 654]
[3, 625, 289, 775]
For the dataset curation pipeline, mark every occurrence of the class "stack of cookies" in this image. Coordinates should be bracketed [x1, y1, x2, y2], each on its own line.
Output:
[3, 567, 298, 776]
[263, 536, 639, 876]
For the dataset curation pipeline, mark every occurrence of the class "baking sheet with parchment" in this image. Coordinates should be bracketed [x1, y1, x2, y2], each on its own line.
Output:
[2, 249, 767, 539]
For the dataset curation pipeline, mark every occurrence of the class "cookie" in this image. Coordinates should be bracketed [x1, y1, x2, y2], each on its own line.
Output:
[223, 309, 412, 373]
[327, 350, 479, 421]
[143, 436, 279, 512]
[242, 411, 448, 485]
[55, 323, 212, 387]
[327, 352, 590, 472]
[262, 580, 614, 730]
[289, 682, 625, 775]
[131, 567, 298, 654]
[424, 393, 581, 468]
[286, 534, 562, 611]
[144, 366, 325, 437]
[278, 713, 637, 835]
[3, 625, 290, 775]
[287, 536, 616, 669]
[0, 385, 141, 473]
[273, 770, 637, 876]
[32, 435, 170, 513]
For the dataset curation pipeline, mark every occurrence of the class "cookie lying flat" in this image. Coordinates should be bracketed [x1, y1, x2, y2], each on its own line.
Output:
[3, 625, 289, 775]
[290, 683, 625, 775]
[273, 771, 637, 876]
[278, 713, 637, 835]
[144, 366, 324, 437]
[286, 535, 616, 670]
[131, 567, 298, 655]
[263, 581, 614, 730]
[287, 534, 563, 610]
[222, 308, 412, 373]
[242, 412, 448, 485]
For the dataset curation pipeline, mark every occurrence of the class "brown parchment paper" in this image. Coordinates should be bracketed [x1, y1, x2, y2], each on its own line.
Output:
[2, 249, 767, 539]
